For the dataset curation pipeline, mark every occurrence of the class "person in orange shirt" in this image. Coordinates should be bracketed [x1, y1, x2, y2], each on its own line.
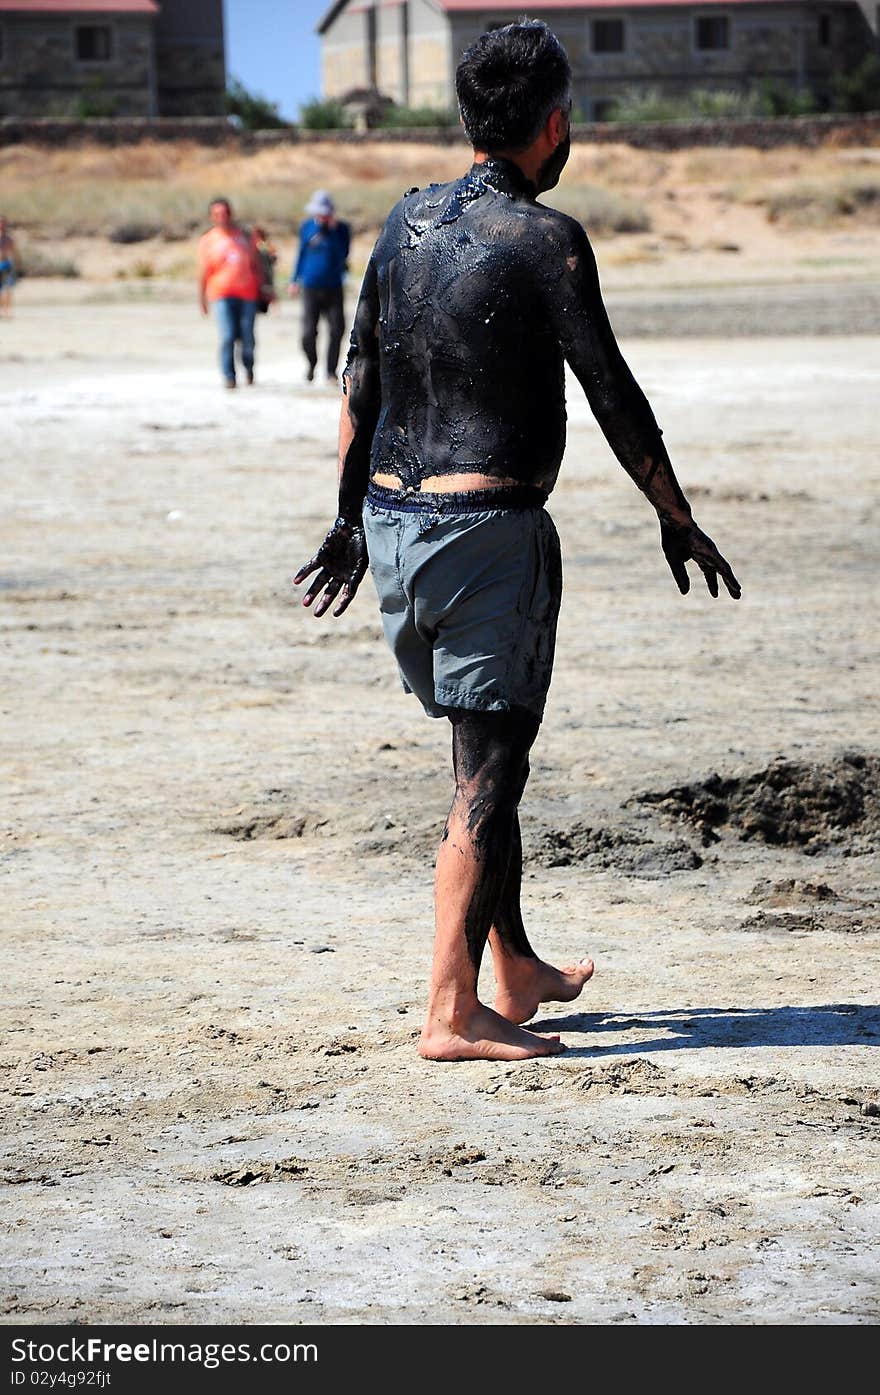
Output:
[198, 197, 262, 389]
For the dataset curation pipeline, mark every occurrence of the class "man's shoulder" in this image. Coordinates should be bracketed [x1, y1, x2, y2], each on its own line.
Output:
[386, 181, 438, 218]
[372, 186, 422, 245]
[385, 172, 466, 218]
[528, 203, 592, 253]
[376, 174, 471, 243]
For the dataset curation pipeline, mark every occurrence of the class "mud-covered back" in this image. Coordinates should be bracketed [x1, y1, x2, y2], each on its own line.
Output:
[343, 155, 670, 508]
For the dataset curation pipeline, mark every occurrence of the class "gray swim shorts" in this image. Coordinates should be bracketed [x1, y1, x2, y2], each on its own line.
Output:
[363, 481, 562, 719]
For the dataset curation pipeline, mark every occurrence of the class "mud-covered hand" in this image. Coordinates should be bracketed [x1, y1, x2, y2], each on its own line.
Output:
[660, 518, 741, 599]
[293, 516, 368, 617]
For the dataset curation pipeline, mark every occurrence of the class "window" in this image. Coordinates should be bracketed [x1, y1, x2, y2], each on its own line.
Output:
[592, 19, 625, 54]
[76, 25, 112, 62]
[695, 16, 730, 50]
[818, 13, 831, 46]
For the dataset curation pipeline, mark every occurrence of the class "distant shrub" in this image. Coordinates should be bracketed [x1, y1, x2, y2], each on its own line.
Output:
[832, 55, 880, 114]
[75, 77, 117, 119]
[226, 76, 287, 131]
[607, 85, 818, 123]
[16, 245, 79, 278]
[299, 98, 352, 131]
[688, 88, 764, 119]
[607, 89, 684, 123]
[849, 180, 880, 210]
[132, 259, 155, 278]
[766, 175, 880, 225]
[554, 186, 651, 235]
[378, 105, 457, 129]
[756, 80, 818, 117]
[109, 220, 163, 244]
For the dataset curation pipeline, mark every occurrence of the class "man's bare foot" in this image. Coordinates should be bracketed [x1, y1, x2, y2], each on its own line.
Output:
[493, 956, 595, 1025]
[418, 1001, 566, 1062]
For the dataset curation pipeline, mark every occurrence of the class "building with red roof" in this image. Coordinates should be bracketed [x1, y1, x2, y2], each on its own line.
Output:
[317, 0, 877, 119]
[0, 0, 225, 117]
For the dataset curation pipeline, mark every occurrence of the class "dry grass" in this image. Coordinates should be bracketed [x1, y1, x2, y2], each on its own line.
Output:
[554, 186, 651, 234]
[0, 139, 660, 240]
[764, 175, 880, 225]
[14, 239, 79, 277]
[2, 136, 879, 282]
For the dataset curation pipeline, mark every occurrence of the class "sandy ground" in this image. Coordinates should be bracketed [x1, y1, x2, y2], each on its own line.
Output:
[1, 271, 879, 1325]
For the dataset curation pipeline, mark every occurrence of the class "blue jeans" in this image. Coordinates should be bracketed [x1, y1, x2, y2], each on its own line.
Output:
[214, 297, 257, 383]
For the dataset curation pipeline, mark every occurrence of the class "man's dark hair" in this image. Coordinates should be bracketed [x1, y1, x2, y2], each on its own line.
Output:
[455, 20, 571, 152]
[209, 196, 231, 212]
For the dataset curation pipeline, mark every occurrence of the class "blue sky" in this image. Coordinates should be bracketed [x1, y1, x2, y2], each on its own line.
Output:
[225, 0, 329, 121]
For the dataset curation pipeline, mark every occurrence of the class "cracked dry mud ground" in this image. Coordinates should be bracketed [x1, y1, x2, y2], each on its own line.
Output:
[2, 289, 879, 1324]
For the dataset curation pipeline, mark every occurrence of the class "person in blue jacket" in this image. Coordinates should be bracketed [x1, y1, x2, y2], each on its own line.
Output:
[289, 191, 350, 384]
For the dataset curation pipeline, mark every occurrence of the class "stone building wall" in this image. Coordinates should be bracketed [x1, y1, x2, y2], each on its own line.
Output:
[316, 3, 875, 118]
[322, 0, 451, 108]
[0, 14, 156, 118]
[154, 0, 226, 117]
[406, 0, 452, 108]
[375, 1, 405, 102]
[321, 4, 370, 96]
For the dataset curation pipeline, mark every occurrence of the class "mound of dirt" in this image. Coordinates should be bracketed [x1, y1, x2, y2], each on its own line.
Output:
[739, 910, 873, 934]
[746, 877, 840, 906]
[211, 807, 327, 841]
[636, 751, 880, 853]
[529, 822, 702, 875]
[210, 1158, 309, 1187]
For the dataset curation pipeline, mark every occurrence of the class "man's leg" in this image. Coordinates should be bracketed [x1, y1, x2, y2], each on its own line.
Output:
[419, 708, 565, 1062]
[443, 739, 593, 1026]
[488, 806, 594, 1025]
[301, 288, 319, 381]
[214, 298, 236, 386]
[325, 286, 345, 379]
[239, 299, 257, 384]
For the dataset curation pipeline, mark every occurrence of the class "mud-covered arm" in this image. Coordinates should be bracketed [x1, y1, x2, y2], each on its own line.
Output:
[293, 255, 381, 617]
[550, 221, 740, 599]
[550, 221, 689, 523]
[337, 253, 381, 522]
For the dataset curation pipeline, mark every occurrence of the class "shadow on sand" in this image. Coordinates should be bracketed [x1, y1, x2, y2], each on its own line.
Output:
[529, 1003, 880, 1057]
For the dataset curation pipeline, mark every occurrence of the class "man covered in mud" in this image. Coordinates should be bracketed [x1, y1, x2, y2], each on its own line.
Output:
[294, 21, 740, 1062]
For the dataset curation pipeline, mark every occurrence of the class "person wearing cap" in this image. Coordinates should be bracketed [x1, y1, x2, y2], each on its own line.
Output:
[288, 191, 350, 385]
